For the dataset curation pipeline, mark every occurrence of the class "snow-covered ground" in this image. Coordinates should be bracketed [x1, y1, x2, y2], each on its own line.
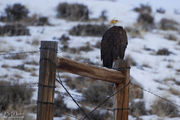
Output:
[0, 0, 180, 119]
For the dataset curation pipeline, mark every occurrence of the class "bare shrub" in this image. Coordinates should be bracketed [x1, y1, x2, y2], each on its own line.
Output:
[142, 63, 151, 68]
[0, 24, 30, 36]
[4, 3, 29, 21]
[34, 16, 50, 26]
[0, 74, 8, 79]
[134, 4, 155, 31]
[12, 64, 36, 73]
[130, 84, 143, 102]
[79, 42, 93, 52]
[0, 81, 34, 111]
[151, 99, 179, 117]
[164, 77, 176, 84]
[14, 73, 23, 79]
[159, 18, 179, 30]
[69, 47, 81, 54]
[169, 88, 180, 96]
[176, 69, 180, 72]
[65, 43, 93, 54]
[137, 13, 154, 30]
[156, 8, 166, 14]
[64, 75, 90, 92]
[164, 34, 177, 41]
[32, 39, 40, 46]
[89, 110, 112, 120]
[143, 46, 155, 52]
[93, 41, 101, 49]
[64, 76, 76, 90]
[61, 44, 69, 52]
[125, 26, 142, 38]
[130, 100, 147, 117]
[82, 82, 113, 107]
[74, 106, 112, 120]
[56, 3, 89, 21]
[4, 53, 28, 59]
[23, 113, 35, 120]
[74, 56, 99, 65]
[134, 4, 152, 14]
[1, 64, 10, 68]
[54, 93, 69, 117]
[156, 48, 171, 56]
[31, 72, 38, 77]
[138, 13, 154, 25]
[167, 63, 173, 68]
[175, 80, 180, 85]
[59, 34, 70, 45]
[24, 60, 38, 65]
[23, 14, 51, 26]
[99, 10, 107, 21]
[69, 24, 108, 36]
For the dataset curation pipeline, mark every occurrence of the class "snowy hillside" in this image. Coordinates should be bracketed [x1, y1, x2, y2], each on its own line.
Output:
[0, 0, 180, 120]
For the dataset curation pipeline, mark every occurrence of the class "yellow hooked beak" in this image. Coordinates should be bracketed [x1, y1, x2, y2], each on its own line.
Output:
[111, 20, 118, 24]
[110, 19, 121, 26]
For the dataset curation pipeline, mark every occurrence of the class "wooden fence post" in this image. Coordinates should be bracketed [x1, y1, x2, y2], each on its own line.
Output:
[113, 60, 130, 120]
[37, 41, 57, 120]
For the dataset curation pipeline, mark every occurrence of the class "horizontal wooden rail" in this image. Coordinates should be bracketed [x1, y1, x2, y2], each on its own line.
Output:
[56, 57, 125, 83]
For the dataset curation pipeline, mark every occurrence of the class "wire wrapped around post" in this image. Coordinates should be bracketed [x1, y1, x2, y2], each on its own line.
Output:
[37, 41, 57, 120]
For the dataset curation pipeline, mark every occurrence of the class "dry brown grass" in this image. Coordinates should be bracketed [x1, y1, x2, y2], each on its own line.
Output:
[164, 34, 177, 41]
[1, 64, 10, 68]
[56, 2, 89, 21]
[82, 81, 113, 107]
[125, 26, 143, 38]
[79, 42, 93, 52]
[62, 75, 90, 92]
[156, 48, 171, 56]
[130, 100, 147, 117]
[30, 72, 38, 77]
[93, 41, 101, 49]
[69, 24, 108, 36]
[130, 84, 143, 102]
[169, 88, 180, 96]
[14, 73, 23, 79]
[0, 24, 30, 36]
[159, 18, 179, 31]
[12, 64, 36, 73]
[4, 53, 28, 60]
[151, 98, 179, 117]
[142, 63, 151, 68]
[133, 4, 152, 14]
[0, 81, 34, 112]
[166, 63, 173, 68]
[31, 38, 40, 46]
[24, 60, 38, 65]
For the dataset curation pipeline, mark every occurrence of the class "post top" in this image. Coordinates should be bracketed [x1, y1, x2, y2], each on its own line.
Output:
[40, 41, 58, 52]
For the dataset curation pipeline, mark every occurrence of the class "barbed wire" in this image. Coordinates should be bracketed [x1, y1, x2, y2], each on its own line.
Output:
[64, 113, 81, 120]
[82, 81, 130, 120]
[0, 50, 39, 56]
[1, 80, 179, 109]
[0, 48, 180, 118]
[56, 72, 92, 120]
[0, 82, 39, 88]
[58, 91, 84, 101]
[131, 83, 180, 109]
[57, 91, 114, 113]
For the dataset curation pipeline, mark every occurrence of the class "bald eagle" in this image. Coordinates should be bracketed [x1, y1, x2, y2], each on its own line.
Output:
[101, 26, 128, 68]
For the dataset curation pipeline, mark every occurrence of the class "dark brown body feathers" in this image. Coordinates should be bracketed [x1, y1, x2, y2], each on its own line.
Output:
[101, 26, 128, 68]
